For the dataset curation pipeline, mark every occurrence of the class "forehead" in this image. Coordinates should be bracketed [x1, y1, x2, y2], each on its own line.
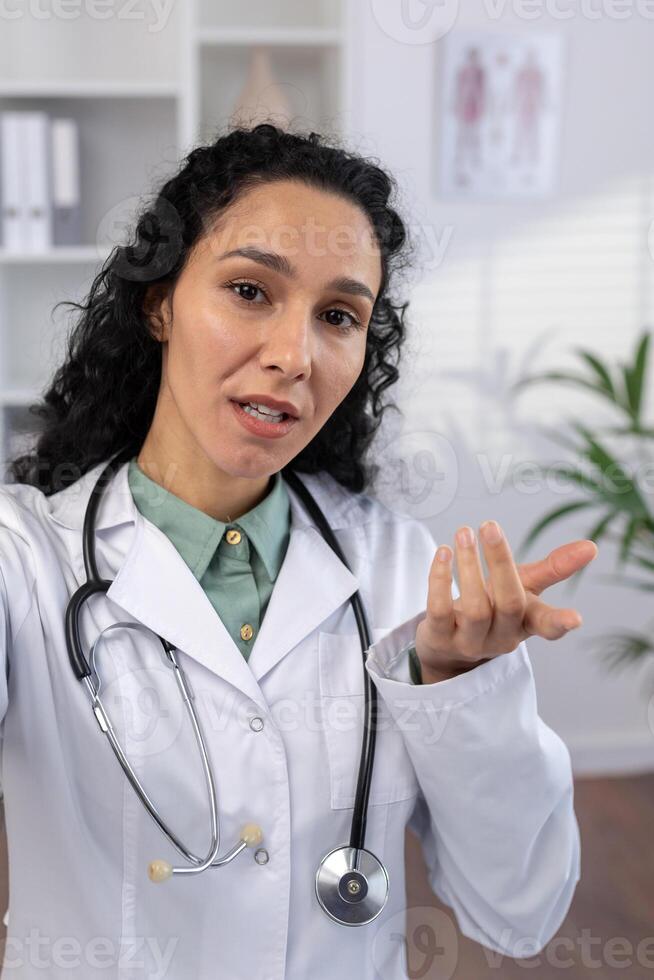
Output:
[197, 179, 382, 278]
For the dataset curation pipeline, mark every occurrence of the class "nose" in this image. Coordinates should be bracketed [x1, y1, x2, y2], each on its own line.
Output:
[258, 307, 313, 380]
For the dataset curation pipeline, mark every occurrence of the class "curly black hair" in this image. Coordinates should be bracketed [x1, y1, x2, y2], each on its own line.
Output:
[8, 122, 416, 496]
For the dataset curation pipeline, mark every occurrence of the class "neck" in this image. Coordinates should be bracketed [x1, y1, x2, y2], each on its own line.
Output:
[135, 434, 272, 523]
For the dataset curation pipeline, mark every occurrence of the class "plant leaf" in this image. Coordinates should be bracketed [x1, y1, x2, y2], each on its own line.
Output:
[618, 516, 641, 565]
[623, 331, 650, 425]
[566, 423, 652, 520]
[546, 463, 615, 498]
[515, 499, 595, 558]
[574, 348, 617, 400]
[584, 510, 617, 547]
[510, 371, 621, 407]
[625, 551, 654, 573]
[591, 630, 654, 671]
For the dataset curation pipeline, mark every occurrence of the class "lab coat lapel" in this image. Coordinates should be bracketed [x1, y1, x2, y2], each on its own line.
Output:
[245, 505, 361, 684]
[51, 460, 361, 704]
[104, 475, 361, 695]
[104, 512, 269, 708]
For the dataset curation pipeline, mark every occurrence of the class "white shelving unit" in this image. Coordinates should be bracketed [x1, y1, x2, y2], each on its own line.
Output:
[0, 0, 351, 478]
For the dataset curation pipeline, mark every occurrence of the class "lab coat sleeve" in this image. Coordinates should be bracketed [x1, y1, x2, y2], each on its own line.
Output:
[0, 493, 39, 728]
[0, 563, 9, 728]
[363, 521, 581, 958]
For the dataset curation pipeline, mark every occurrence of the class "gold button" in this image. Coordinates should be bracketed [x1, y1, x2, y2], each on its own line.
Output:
[226, 529, 242, 545]
[240, 624, 254, 641]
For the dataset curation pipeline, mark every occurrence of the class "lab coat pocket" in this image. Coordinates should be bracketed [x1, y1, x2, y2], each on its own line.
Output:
[318, 629, 419, 810]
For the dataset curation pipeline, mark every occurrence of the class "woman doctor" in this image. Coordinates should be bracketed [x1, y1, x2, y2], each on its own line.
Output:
[0, 123, 597, 979]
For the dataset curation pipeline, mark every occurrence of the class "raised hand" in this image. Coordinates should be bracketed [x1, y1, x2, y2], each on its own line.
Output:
[414, 520, 599, 684]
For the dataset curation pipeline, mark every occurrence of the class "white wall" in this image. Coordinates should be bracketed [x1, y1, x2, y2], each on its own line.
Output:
[347, 0, 654, 775]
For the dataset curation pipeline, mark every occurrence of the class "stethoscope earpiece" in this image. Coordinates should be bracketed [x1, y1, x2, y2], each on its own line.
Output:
[315, 845, 389, 926]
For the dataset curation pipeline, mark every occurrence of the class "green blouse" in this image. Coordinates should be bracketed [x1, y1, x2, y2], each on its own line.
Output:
[127, 458, 423, 683]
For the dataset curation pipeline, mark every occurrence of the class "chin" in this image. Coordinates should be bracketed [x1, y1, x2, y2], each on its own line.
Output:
[205, 447, 281, 480]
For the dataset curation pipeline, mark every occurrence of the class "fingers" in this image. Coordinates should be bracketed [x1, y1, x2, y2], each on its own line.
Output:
[452, 526, 492, 655]
[424, 544, 456, 648]
[478, 520, 527, 646]
[517, 539, 599, 596]
[425, 524, 588, 662]
[524, 596, 583, 640]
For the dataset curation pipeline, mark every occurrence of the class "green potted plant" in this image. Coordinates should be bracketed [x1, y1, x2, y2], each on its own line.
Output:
[510, 330, 654, 675]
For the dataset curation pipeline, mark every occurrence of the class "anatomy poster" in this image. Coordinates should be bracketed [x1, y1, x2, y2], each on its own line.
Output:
[439, 32, 565, 198]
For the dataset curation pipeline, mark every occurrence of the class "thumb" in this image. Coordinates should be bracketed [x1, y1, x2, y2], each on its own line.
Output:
[517, 539, 598, 596]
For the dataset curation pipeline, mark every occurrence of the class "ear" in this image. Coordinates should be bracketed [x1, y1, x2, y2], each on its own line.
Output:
[142, 282, 172, 342]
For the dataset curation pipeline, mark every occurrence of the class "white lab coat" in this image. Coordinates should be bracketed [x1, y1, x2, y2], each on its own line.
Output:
[0, 459, 580, 979]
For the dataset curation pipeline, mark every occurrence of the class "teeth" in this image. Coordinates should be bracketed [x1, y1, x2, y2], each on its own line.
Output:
[247, 401, 284, 417]
[242, 403, 285, 422]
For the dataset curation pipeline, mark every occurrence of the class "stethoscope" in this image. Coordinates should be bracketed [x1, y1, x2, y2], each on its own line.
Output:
[64, 450, 389, 926]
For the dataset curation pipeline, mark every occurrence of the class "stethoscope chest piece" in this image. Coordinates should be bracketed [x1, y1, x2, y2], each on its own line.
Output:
[315, 845, 389, 926]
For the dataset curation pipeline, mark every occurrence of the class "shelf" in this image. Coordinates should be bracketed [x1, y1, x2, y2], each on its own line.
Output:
[197, 0, 341, 31]
[197, 27, 343, 46]
[0, 247, 113, 264]
[0, 390, 39, 408]
[0, 81, 180, 99]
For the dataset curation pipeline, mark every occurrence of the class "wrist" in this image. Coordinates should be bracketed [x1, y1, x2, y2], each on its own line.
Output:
[417, 651, 492, 684]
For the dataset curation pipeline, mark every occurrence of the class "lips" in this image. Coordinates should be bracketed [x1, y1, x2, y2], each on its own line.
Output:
[237, 401, 288, 419]
[230, 398, 299, 438]
[233, 395, 300, 419]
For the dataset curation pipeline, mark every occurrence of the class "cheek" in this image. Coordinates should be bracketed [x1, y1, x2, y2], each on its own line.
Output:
[329, 336, 366, 385]
[315, 341, 366, 414]
[168, 310, 235, 384]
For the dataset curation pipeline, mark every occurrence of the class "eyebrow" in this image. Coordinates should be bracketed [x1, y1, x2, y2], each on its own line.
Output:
[217, 246, 377, 305]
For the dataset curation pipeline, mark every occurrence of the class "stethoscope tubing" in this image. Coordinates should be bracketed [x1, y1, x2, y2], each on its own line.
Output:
[281, 467, 378, 853]
[64, 450, 379, 874]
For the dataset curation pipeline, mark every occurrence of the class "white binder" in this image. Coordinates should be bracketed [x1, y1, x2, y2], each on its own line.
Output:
[0, 112, 28, 251]
[51, 117, 81, 246]
[23, 111, 52, 252]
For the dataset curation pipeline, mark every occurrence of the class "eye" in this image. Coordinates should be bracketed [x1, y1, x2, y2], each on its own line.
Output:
[224, 279, 365, 334]
[320, 309, 363, 333]
[226, 279, 268, 304]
